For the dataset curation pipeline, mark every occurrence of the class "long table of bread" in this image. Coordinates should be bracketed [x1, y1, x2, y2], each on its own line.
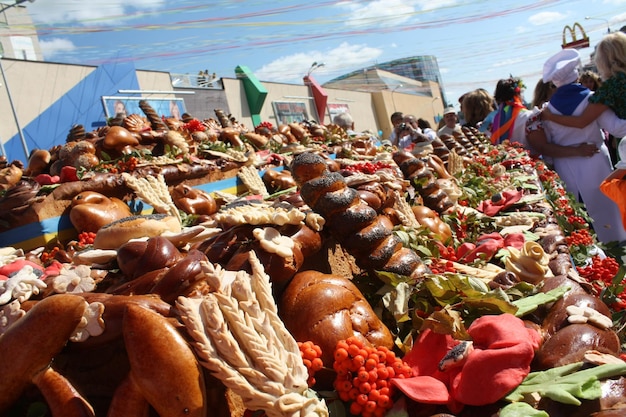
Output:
[1, 104, 625, 417]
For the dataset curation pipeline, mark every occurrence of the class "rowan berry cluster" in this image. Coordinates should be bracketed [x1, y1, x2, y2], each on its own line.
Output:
[98, 156, 139, 173]
[40, 246, 60, 264]
[578, 255, 620, 284]
[332, 337, 411, 417]
[429, 259, 456, 274]
[183, 119, 206, 133]
[436, 244, 458, 262]
[565, 229, 594, 247]
[343, 161, 392, 175]
[77, 231, 97, 246]
[567, 215, 587, 228]
[297, 341, 324, 387]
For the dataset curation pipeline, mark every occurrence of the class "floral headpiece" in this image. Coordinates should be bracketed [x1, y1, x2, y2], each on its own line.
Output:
[510, 77, 525, 94]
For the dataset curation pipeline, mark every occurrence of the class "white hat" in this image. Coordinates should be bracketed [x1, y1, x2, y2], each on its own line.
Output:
[543, 49, 581, 88]
[616, 139, 626, 169]
[443, 106, 456, 115]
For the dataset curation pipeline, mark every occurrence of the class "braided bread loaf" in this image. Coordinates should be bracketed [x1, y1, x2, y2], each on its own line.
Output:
[439, 133, 468, 157]
[139, 100, 168, 132]
[430, 137, 451, 164]
[392, 150, 455, 214]
[291, 153, 429, 280]
[461, 126, 489, 154]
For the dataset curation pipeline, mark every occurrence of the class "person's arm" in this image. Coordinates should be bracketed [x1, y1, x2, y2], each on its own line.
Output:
[527, 129, 598, 158]
[542, 103, 609, 128]
[597, 108, 626, 138]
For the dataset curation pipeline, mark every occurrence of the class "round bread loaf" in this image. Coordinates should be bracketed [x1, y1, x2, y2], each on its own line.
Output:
[70, 191, 132, 233]
[542, 293, 612, 337]
[279, 270, 394, 366]
[534, 323, 620, 370]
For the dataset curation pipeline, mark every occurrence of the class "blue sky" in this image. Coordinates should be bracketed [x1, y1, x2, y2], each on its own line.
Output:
[26, 0, 626, 109]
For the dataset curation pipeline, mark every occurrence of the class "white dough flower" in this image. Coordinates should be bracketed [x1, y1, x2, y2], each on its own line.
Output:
[0, 247, 25, 267]
[0, 300, 25, 335]
[70, 301, 105, 343]
[0, 265, 47, 305]
[253, 227, 295, 259]
[52, 264, 95, 294]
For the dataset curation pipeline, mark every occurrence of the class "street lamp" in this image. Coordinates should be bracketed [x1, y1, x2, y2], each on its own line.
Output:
[306, 62, 325, 77]
[391, 84, 402, 111]
[585, 16, 611, 33]
[431, 96, 440, 124]
[0, 0, 35, 160]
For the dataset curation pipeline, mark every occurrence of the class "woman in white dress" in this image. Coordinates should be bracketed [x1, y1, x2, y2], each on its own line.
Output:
[527, 49, 626, 243]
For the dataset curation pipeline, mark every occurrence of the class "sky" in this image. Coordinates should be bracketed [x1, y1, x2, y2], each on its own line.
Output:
[24, 0, 626, 110]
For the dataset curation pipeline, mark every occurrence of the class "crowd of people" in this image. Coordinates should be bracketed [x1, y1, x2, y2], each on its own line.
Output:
[331, 30, 626, 246]
[197, 69, 217, 87]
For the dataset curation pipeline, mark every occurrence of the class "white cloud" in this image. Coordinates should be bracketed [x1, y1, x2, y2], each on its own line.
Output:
[255, 42, 383, 83]
[28, 0, 166, 25]
[515, 25, 530, 34]
[610, 12, 626, 27]
[338, 0, 415, 27]
[38, 38, 77, 59]
[528, 11, 568, 26]
[491, 57, 527, 68]
[335, 0, 457, 27]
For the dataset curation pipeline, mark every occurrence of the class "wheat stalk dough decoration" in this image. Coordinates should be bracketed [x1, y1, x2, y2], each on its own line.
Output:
[177, 252, 329, 417]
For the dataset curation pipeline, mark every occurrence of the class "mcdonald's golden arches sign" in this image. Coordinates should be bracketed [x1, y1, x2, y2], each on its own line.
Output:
[562, 22, 590, 49]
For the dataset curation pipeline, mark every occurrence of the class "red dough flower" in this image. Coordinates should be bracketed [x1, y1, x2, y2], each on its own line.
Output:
[476, 189, 523, 216]
[391, 314, 541, 413]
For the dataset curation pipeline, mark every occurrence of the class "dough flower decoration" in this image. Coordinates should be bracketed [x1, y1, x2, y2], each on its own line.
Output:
[0, 300, 25, 336]
[436, 178, 463, 205]
[504, 241, 552, 284]
[69, 301, 105, 343]
[177, 252, 329, 417]
[0, 247, 24, 267]
[213, 203, 306, 227]
[476, 189, 523, 216]
[391, 314, 541, 414]
[51, 264, 96, 294]
[0, 264, 47, 305]
[253, 227, 295, 259]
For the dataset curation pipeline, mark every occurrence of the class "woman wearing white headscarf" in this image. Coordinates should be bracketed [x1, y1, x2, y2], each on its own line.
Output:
[528, 49, 626, 243]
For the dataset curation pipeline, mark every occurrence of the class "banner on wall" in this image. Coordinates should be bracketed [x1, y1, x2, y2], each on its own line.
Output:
[327, 103, 350, 123]
[102, 96, 186, 120]
[272, 101, 308, 124]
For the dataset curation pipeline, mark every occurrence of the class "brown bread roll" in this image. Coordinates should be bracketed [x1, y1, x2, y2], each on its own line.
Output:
[280, 270, 394, 367]
[70, 191, 132, 233]
[534, 323, 620, 370]
[0, 294, 87, 413]
[93, 214, 181, 249]
[542, 293, 612, 337]
[116, 236, 183, 279]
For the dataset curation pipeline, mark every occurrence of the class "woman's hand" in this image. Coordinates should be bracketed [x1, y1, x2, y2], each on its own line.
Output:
[540, 107, 554, 121]
[575, 142, 599, 157]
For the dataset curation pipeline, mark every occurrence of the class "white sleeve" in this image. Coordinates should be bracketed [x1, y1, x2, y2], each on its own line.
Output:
[598, 109, 626, 137]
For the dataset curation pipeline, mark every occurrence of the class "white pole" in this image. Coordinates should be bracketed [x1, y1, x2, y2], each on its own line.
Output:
[0, 57, 29, 161]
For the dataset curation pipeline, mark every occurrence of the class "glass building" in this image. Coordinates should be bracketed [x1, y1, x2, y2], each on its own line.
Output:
[323, 55, 448, 105]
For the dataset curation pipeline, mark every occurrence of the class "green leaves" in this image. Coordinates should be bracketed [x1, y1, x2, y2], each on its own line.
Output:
[505, 362, 626, 406]
[499, 402, 549, 417]
[512, 286, 569, 317]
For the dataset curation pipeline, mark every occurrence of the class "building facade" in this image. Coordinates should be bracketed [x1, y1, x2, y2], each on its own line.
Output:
[323, 55, 448, 105]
